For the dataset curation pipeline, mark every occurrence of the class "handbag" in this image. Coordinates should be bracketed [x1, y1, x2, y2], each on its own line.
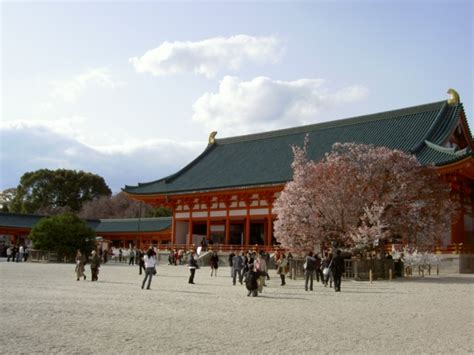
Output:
[322, 267, 330, 276]
[153, 267, 157, 275]
[303, 261, 308, 270]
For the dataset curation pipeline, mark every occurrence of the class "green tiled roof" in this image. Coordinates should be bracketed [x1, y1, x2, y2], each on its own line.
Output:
[95, 217, 171, 233]
[0, 212, 44, 229]
[124, 101, 472, 195]
[0, 212, 171, 233]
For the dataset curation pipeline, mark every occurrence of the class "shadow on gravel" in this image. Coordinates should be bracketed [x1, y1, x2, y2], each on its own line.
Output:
[398, 276, 474, 285]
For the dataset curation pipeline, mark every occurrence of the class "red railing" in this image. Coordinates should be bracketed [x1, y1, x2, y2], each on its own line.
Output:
[140, 243, 285, 253]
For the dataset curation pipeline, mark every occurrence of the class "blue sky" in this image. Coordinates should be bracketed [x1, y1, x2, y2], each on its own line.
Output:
[1, 0, 472, 193]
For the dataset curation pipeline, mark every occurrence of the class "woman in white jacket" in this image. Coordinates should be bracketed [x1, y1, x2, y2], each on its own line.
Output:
[141, 248, 156, 290]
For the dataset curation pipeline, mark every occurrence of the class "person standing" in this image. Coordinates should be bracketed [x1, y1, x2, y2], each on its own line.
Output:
[322, 253, 334, 288]
[6, 246, 12, 262]
[210, 251, 219, 277]
[245, 263, 259, 297]
[314, 254, 323, 283]
[232, 252, 244, 285]
[23, 245, 29, 262]
[304, 251, 316, 291]
[331, 250, 345, 292]
[129, 248, 135, 266]
[228, 250, 235, 277]
[75, 250, 86, 281]
[188, 251, 199, 284]
[277, 254, 288, 286]
[141, 248, 156, 290]
[17, 244, 24, 262]
[90, 250, 101, 281]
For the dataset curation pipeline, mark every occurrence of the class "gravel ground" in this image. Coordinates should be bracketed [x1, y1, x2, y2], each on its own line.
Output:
[0, 260, 473, 354]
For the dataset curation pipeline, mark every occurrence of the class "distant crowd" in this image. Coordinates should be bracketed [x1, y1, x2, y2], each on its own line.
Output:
[5, 244, 29, 263]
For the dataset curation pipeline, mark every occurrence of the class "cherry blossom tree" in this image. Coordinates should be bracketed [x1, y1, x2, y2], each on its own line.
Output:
[274, 142, 456, 253]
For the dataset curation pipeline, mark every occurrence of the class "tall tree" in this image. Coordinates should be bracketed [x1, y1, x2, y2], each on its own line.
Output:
[79, 192, 172, 219]
[79, 192, 147, 218]
[0, 187, 17, 211]
[11, 169, 111, 214]
[274, 142, 456, 253]
[29, 213, 96, 260]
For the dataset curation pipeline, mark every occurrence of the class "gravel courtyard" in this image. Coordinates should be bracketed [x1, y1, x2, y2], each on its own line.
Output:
[0, 260, 473, 354]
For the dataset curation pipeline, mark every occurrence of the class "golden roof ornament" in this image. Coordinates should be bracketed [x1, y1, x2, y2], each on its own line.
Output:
[208, 131, 217, 144]
[447, 88, 460, 105]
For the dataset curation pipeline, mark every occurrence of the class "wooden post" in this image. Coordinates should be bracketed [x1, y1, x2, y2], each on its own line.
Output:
[369, 269, 373, 284]
[389, 268, 392, 281]
[428, 264, 431, 276]
[437, 264, 439, 275]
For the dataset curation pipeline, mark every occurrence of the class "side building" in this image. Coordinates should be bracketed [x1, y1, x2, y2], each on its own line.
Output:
[0, 212, 172, 252]
[123, 90, 473, 249]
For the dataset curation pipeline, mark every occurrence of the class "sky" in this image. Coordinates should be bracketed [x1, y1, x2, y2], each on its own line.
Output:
[1, 0, 472, 193]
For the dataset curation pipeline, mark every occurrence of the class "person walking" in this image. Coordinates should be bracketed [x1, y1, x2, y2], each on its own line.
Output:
[322, 253, 333, 288]
[210, 251, 219, 277]
[188, 251, 199, 284]
[141, 248, 156, 290]
[277, 254, 288, 286]
[255, 251, 267, 293]
[304, 251, 316, 291]
[232, 252, 244, 285]
[75, 250, 86, 281]
[138, 250, 146, 275]
[331, 250, 345, 292]
[90, 250, 101, 281]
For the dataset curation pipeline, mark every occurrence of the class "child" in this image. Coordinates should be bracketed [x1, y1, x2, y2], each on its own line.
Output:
[245, 263, 259, 297]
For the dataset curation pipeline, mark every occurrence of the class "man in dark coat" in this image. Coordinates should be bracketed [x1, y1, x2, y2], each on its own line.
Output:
[90, 250, 101, 281]
[331, 249, 345, 292]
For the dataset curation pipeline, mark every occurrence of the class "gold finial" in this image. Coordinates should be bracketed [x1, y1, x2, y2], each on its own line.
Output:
[208, 131, 217, 144]
[447, 88, 460, 105]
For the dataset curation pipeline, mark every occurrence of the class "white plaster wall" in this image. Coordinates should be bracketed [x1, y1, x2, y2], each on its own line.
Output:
[175, 221, 188, 244]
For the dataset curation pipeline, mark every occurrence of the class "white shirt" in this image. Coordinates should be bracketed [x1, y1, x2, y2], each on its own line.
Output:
[144, 255, 156, 268]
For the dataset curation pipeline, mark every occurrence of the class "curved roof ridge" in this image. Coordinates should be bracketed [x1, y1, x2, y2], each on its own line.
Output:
[218, 100, 445, 145]
[99, 216, 172, 222]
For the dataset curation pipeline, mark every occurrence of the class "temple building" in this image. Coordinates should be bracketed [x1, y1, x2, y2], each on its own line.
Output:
[124, 89, 473, 249]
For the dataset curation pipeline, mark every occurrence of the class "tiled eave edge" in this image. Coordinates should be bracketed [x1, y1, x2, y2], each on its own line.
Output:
[124, 182, 287, 202]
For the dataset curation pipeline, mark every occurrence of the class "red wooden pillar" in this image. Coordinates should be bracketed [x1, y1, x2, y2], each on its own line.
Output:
[267, 216, 273, 246]
[224, 197, 230, 245]
[245, 203, 250, 246]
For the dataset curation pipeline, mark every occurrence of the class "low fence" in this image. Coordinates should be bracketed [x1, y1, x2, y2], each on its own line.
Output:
[28, 250, 75, 263]
[384, 243, 474, 255]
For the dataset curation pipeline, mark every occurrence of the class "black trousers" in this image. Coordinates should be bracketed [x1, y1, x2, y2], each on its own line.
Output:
[280, 274, 286, 285]
[333, 273, 342, 291]
[189, 268, 196, 283]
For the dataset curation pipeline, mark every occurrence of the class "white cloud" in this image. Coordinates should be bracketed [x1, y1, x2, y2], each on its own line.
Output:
[50, 67, 124, 102]
[129, 35, 283, 78]
[0, 121, 203, 192]
[192, 76, 369, 136]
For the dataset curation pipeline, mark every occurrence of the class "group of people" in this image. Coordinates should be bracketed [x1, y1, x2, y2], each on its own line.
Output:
[74, 249, 102, 282]
[74, 246, 346, 295]
[6, 244, 29, 262]
[304, 250, 345, 292]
